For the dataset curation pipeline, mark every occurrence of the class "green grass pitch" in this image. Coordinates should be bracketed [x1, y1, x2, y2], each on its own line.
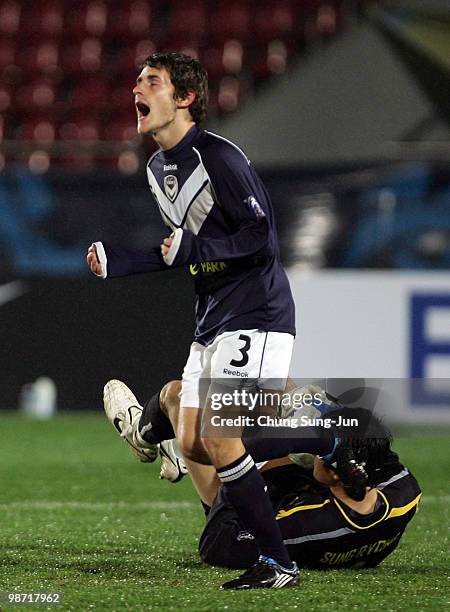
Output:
[0, 413, 448, 611]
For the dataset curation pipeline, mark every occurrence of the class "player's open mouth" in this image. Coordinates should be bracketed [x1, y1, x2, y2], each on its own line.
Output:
[136, 102, 150, 119]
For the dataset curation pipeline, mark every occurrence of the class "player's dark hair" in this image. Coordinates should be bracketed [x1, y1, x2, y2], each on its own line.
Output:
[139, 52, 208, 123]
[324, 408, 392, 500]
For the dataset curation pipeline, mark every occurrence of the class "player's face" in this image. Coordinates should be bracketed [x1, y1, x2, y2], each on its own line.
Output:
[313, 456, 339, 486]
[132, 66, 178, 135]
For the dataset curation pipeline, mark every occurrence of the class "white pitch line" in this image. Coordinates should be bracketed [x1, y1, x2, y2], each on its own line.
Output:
[0, 501, 197, 511]
[0, 496, 447, 511]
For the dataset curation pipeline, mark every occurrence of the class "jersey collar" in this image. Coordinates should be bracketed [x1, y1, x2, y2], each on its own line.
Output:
[332, 490, 390, 530]
[161, 125, 201, 159]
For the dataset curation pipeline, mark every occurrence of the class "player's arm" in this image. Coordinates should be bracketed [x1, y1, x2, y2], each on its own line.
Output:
[161, 220, 268, 266]
[161, 146, 271, 267]
[86, 241, 168, 278]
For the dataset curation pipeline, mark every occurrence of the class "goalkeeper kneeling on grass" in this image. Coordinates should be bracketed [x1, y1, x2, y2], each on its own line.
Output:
[103, 379, 421, 574]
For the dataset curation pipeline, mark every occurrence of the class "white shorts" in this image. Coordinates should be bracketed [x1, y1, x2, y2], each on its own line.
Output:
[180, 329, 294, 409]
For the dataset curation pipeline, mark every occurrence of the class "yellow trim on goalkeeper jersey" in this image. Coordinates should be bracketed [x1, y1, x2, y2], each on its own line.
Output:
[386, 493, 422, 519]
[276, 499, 331, 520]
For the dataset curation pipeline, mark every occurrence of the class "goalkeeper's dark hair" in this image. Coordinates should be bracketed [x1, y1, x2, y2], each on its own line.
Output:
[139, 52, 208, 123]
[326, 407, 392, 481]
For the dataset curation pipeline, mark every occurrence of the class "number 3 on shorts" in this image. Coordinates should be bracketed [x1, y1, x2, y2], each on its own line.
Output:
[230, 334, 251, 368]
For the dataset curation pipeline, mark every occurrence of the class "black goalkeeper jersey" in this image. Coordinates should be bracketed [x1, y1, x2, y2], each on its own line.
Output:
[199, 454, 421, 570]
[276, 455, 421, 569]
[98, 126, 295, 345]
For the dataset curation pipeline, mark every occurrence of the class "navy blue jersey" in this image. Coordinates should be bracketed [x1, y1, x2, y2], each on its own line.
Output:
[100, 126, 295, 345]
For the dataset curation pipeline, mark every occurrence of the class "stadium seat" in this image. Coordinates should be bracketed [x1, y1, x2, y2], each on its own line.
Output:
[207, 89, 219, 115]
[108, 0, 154, 41]
[59, 115, 106, 168]
[59, 117, 100, 141]
[0, 83, 12, 114]
[103, 114, 138, 141]
[20, 1, 65, 40]
[210, 2, 252, 43]
[302, 0, 323, 10]
[217, 76, 241, 113]
[252, 0, 296, 44]
[17, 43, 61, 80]
[164, 41, 201, 60]
[61, 38, 103, 76]
[114, 39, 157, 76]
[110, 83, 134, 114]
[316, 3, 339, 38]
[69, 77, 110, 112]
[200, 46, 226, 80]
[15, 119, 57, 144]
[252, 40, 293, 82]
[14, 79, 61, 118]
[199, 40, 246, 81]
[0, 0, 21, 35]
[300, 0, 343, 43]
[167, 1, 208, 44]
[0, 39, 15, 71]
[0, 84, 13, 142]
[222, 40, 245, 75]
[58, 116, 100, 170]
[65, 0, 108, 39]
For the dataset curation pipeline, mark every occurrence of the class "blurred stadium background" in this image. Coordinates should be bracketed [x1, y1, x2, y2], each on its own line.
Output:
[0, 0, 449, 420]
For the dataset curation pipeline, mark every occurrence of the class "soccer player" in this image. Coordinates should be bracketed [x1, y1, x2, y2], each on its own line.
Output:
[102, 379, 421, 577]
[199, 424, 422, 572]
[87, 52, 299, 589]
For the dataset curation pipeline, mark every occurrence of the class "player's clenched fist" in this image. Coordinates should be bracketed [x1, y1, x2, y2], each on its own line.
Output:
[86, 244, 103, 277]
[160, 236, 173, 257]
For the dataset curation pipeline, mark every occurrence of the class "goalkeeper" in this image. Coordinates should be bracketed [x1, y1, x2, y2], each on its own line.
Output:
[198, 431, 421, 571]
[103, 378, 421, 572]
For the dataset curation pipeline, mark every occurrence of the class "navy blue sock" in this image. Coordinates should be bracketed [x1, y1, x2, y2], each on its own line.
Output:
[217, 452, 293, 569]
[244, 427, 334, 462]
[138, 392, 175, 444]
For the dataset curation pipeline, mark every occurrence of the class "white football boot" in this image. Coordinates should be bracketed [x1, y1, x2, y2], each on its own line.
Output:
[103, 379, 158, 463]
[159, 439, 188, 483]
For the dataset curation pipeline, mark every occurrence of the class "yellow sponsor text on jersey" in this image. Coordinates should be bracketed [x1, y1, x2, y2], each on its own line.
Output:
[189, 261, 227, 275]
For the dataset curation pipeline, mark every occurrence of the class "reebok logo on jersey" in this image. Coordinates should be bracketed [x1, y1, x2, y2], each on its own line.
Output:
[245, 196, 265, 219]
[163, 164, 178, 171]
[164, 175, 179, 202]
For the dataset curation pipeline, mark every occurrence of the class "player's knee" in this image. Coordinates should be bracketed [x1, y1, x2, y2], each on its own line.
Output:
[199, 527, 257, 569]
[201, 436, 223, 459]
[177, 431, 205, 462]
[201, 437, 246, 465]
[160, 380, 181, 412]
